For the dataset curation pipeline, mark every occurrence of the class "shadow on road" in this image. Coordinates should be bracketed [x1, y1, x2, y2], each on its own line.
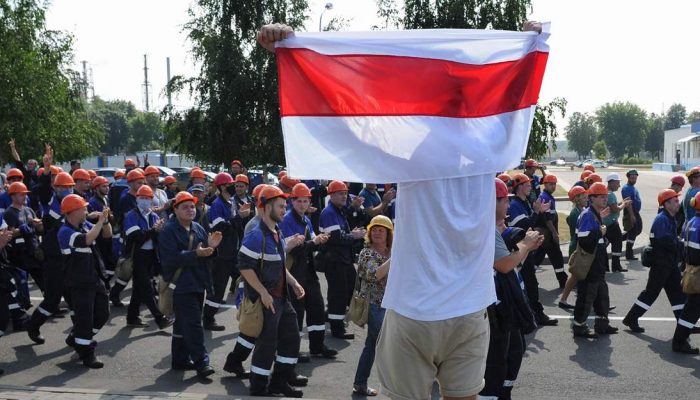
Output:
[570, 335, 619, 378]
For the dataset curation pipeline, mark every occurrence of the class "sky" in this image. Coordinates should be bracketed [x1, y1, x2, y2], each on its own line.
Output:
[45, 0, 700, 127]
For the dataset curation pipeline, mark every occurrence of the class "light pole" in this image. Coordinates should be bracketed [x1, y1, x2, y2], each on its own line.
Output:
[319, 2, 333, 32]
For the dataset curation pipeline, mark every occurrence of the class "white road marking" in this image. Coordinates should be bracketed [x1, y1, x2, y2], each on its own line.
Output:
[550, 314, 699, 326]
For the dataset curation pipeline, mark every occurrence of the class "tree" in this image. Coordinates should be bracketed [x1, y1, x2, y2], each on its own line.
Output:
[89, 97, 137, 155]
[565, 112, 597, 159]
[664, 103, 686, 130]
[645, 113, 664, 160]
[373, 0, 402, 30]
[687, 110, 700, 123]
[526, 98, 567, 160]
[126, 112, 163, 154]
[0, 0, 103, 162]
[163, 0, 308, 167]
[596, 102, 647, 158]
[592, 140, 608, 159]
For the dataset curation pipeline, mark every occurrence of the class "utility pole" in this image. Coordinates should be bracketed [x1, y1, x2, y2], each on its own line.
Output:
[81, 60, 89, 99]
[143, 54, 150, 111]
[166, 57, 172, 108]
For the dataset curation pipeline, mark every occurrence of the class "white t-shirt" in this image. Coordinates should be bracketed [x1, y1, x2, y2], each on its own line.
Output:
[381, 175, 497, 321]
[152, 187, 169, 219]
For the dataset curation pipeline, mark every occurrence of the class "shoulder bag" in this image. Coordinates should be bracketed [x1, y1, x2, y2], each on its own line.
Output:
[236, 231, 266, 338]
[158, 230, 193, 316]
[349, 258, 371, 327]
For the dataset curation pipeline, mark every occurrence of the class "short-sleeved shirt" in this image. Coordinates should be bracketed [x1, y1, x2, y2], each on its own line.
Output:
[603, 191, 619, 226]
[621, 184, 641, 212]
[495, 229, 510, 260]
[684, 187, 700, 222]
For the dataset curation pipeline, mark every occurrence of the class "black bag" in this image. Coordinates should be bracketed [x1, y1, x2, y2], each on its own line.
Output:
[641, 246, 653, 267]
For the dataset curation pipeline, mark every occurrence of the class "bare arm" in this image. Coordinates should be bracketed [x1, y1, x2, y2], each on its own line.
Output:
[375, 259, 391, 280]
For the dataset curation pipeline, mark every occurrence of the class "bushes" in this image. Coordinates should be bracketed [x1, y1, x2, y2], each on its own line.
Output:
[620, 156, 652, 165]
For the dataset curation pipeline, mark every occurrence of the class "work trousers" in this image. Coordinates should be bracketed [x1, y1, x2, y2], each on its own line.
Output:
[481, 328, 526, 400]
[127, 249, 163, 321]
[673, 294, 700, 343]
[531, 240, 567, 287]
[519, 256, 543, 314]
[202, 257, 236, 324]
[250, 298, 300, 380]
[70, 285, 109, 358]
[324, 260, 356, 332]
[172, 292, 209, 370]
[573, 278, 610, 325]
[606, 222, 623, 270]
[290, 274, 327, 353]
[626, 264, 686, 321]
[27, 258, 70, 330]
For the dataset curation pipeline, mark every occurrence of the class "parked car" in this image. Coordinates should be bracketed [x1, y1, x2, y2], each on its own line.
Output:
[94, 167, 121, 184]
[576, 159, 608, 168]
[173, 170, 216, 190]
[168, 166, 192, 174]
[248, 169, 280, 188]
[549, 159, 566, 166]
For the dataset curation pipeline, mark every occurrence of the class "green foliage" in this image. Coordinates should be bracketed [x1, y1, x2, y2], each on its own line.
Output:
[402, 0, 532, 30]
[527, 97, 567, 160]
[687, 110, 700, 123]
[565, 112, 597, 159]
[88, 97, 162, 155]
[645, 113, 664, 160]
[0, 0, 103, 162]
[592, 140, 608, 159]
[596, 102, 647, 158]
[163, 0, 308, 167]
[373, 0, 401, 30]
[664, 103, 686, 130]
[620, 156, 652, 165]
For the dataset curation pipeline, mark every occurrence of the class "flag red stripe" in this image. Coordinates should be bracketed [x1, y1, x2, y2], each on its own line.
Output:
[276, 48, 548, 118]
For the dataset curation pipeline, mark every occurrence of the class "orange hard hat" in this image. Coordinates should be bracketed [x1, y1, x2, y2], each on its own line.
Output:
[497, 173, 511, 184]
[291, 183, 312, 198]
[580, 170, 593, 180]
[686, 167, 700, 178]
[511, 173, 532, 188]
[524, 159, 538, 168]
[327, 180, 349, 194]
[136, 185, 154, 198]
[235, 174, 249, 185]
[114, 169, 125, 180]
[173, 191, 197, 208]
[50, 165, 61, 175]
[671, 175, 686, 187]
[88, 169, 97, 179]
[257, 185, 289, 207]
[144, 166, 160, 176]
[127, 169, 145, 182]
[585, 173, 602, 184]
[495, 178, 509, 199]
[587, 182, 608, 196]
[278, 170, 287, 180]
[53, 172, 75, 187]
[658, 188, 681, 207]
[692, 192, 700, 210]
[163, 176, 177, 185]
[7, 168, 23, 180]
[8, 182, 30, 195]
[231, 159, 242, 167]
[71, 168, 91, 181]
[252, 184, 268, 200]
[280, 175, 301, 189]
[190, 169, 206, 179]
[60, 194, 88, 214]
[583, 164, 596, 172]
[568, 186, 587, 201]
[124, 159, 136, 168]
[92, 176, 109, 189]
[542, 174, 557, 184]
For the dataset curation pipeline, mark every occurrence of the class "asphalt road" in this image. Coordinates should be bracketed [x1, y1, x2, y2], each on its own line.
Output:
[1, 167, 699, 399]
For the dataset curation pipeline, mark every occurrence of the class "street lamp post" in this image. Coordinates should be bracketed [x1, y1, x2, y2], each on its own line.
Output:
[319, 2, 333, 32]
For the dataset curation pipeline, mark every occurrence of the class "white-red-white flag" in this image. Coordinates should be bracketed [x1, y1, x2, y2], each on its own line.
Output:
[275, 27, 549, 182]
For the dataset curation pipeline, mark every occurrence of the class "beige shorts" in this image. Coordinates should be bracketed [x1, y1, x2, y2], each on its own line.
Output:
[376, 308, 489, 399]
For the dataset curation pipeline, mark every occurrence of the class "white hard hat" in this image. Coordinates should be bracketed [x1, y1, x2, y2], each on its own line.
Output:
[606, 173, 621, 182]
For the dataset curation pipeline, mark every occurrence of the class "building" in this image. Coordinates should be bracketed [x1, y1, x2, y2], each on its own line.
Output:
[662, 122, 700, 170]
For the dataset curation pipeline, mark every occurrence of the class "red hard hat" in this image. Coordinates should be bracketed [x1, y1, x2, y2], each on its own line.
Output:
[495, 178, 509, 199]
[213, 172, 234, 186]
[114, 169, 125, 180]
[191, 168, 206, 179]
[542, 175, 557, 184]
[163, 176, 177, 185]
[257, 185, 289, 207]
[231, 159, 242, 167]
[54, 172, 75, 187]
[252, 184, 268, 199]
[60, 194, 88, 214]
[136, 185, 154, 198]
[92, 176, 109, 189]
[568, 186, 587, 201]
[88, 169, 97, 179]
[278, 170, 287, 180]
[280, 175, 301, 189]
[693, 192, 700, 210]
[583, 164, 596, 172]
[524, 159, 538, 168]
[580, 170, 593, 180]
[658, 188, 681, 207]
[127, 169, 145, 182]
[7, 168, 23, 180]
[671, 175, 686, 187]
[71, 168, 91, 181]
[235, 174, 249, 185]
[327, 180, 348, 194]
[291, 183, 312, 198]
[686, 167, 700, 178]
[587, 182, 608, 196]
[50, 165, 61, 175]
[124, 158, 136, 168]
[8, 182, 30, 195]
[173, 191, 197, 208]
[511, 173, 532, 188]
[144, 166, 160, 176]
[585, 173, 602, 184]
[497, 173, 511, 184]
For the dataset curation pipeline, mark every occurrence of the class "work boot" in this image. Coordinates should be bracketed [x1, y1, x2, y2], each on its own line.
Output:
[288, 371, 309, 387]
[156, 316, 174, 330]
[126, 317, 148, 327]
[109, 290, 124, 308]
[572, 323, 598, 339]
[330, 321, 354, 339]
[203, 319, 225, 331]
[172, 361, 196, 371]
[594, 317, 619, 335]
[298, 353, 311, 363]
[611, 257, 627, 272]
[249, 373, 270, 396]
[622, 315, 645, 333]
[79, 346, 104, 369]
[26, 324, 45, 345]
[310, 345, 338, 358]
[270, 364, 304, 397]
[625, 243, 637, 260]
[196, 365, 215, 379]
[223, 353, 250, 378]
[536, 312, 558, 326]
[672, 339, 700, 354]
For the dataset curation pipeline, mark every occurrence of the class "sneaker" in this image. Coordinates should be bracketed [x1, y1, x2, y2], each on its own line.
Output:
[572, 325, 598, 339]
[196, 365, 215, 379]
[288, 373, 309, 387]
[172, 361, 196, 371]
[622, 316, 645, 333]
[203, 320, 225, 331]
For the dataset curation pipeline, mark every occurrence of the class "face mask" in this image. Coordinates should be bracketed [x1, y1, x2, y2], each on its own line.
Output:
[226, 185, 236, 196]
[137, 199, 153, 212]
[57, 188, 73, 198]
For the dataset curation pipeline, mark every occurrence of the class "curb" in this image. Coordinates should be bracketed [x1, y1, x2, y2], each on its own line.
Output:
[0, 384, 318, 400]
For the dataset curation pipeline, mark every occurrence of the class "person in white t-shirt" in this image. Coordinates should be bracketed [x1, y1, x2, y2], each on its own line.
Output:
[255, 20, 544, 400]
